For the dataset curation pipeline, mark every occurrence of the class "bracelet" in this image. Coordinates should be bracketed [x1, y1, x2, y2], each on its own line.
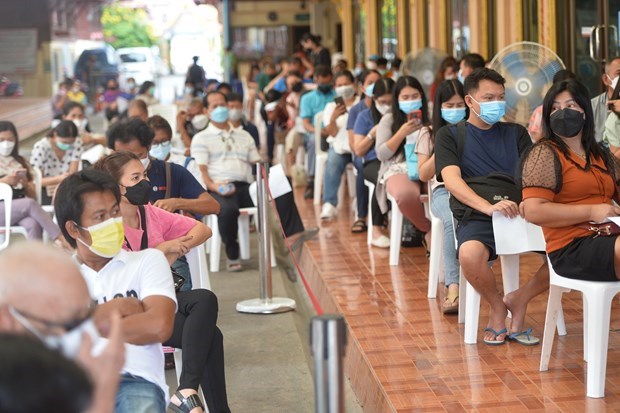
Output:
[366, 134, 375, 141]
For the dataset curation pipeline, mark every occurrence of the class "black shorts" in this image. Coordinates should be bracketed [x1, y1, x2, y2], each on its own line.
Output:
[548, 235, 618, 282]
[456, 219, 497, 261]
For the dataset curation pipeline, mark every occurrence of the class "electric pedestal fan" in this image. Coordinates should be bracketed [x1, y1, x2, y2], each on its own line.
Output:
[402, 48, 448, 99]
[489, 41, 566, 126]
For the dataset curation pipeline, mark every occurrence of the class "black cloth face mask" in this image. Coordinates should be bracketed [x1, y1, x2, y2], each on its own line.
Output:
[124, 180, 152, 205]
[550, 108, 585, 138]
[317, 83, 332, 94]
[292, 82, 303, 93]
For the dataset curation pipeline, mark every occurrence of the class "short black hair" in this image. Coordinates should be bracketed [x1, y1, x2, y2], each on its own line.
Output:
[147, 115, 173, 139]
[265, 89, 282, 103]
[226, 92, 243, 104]
[202, 91, 227, 109]
[216, 82, 232, 92]
[463, 67, 505, 95]
[376, 57, 388, 67]
[51, 120, 78, 139]
[106, 117, 154, 150]
[552, 69, 577, 84]
[461, 53, 486, 70]
[334, 70, 355, 83]
[314, 65, 332, 78]
[54, 169, 121, 248]
[62, 101, 85, 117]
[0, 333, 92, 413]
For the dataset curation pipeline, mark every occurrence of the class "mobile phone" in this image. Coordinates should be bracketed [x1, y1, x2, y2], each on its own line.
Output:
[407, 110, 422, 123]
[15, 170, 27, 178]
[334, 96, 345, 107]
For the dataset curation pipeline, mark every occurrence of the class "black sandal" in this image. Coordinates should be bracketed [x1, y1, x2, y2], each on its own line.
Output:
[351, 219, 367, 233]
[168, 390, 204, 413]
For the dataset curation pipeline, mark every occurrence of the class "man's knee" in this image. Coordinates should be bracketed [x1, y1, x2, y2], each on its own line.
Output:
[458, 241, 490, 270]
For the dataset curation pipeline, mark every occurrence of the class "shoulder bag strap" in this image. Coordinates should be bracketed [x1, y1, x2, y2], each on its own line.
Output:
[164, 161, 172, 199]
[456, 121, 467, 161]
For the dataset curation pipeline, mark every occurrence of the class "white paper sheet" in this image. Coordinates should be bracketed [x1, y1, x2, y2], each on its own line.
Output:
[249, 164, 293, 206]
[492, 212, 546, 254]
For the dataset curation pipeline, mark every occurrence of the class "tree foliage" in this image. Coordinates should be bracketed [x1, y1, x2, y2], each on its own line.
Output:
[101, 5, 156, 49]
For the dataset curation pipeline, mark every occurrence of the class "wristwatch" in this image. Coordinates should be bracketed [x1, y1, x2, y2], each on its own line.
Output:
[366, 133, 375, 141]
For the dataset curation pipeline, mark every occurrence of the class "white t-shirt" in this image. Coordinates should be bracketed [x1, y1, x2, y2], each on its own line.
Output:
[77, 249, 177, 398]
[168, 151, 206, 189]
[191, 123, 261, 183]
[322, 98, 359, 155]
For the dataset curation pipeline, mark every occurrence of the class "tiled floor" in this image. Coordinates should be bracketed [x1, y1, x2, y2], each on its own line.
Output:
[293, 190, 620, 412]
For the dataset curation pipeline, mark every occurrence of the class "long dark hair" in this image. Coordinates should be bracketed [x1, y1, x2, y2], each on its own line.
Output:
[370, 77, 395, 125]
[358, 69, 381, 98]
[541, 80, 600, 169]
[431, 79, 467, 141]
[92, 151, 141, 184]
[0, 121, 31, 180]
[391, 76, 429, 135]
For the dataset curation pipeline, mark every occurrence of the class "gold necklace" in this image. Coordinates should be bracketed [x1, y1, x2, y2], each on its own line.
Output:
[569, 146, 587, 159]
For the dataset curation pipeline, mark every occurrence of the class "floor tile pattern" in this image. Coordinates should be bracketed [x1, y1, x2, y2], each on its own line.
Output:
[293, 190, 620, 412]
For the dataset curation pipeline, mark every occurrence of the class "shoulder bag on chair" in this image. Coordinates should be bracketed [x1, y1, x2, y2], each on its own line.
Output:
[448, 121, 522, 223]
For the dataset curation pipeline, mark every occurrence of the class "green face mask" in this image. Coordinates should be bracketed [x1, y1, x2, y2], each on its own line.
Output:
[56, 141, 74, 151]
[75, 217, 124, 258]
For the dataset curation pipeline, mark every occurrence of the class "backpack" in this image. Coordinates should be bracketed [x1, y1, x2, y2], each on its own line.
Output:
[448, 121, 522, 223]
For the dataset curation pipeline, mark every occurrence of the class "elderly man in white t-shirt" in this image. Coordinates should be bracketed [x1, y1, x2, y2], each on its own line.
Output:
[54, 169, 177, 413]
[191, 91, 261, 271]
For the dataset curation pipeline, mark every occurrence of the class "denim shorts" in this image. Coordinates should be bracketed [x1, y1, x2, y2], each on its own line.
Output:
[115, 373, 166, 413]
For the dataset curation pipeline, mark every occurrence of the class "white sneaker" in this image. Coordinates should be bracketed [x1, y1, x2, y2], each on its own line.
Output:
[320, 203, 337, 220]
[371, 235, 390, 248]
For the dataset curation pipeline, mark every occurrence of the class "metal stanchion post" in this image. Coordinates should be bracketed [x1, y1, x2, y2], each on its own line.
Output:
[311, 315, 347, 413]
[237, 162, 296, 314]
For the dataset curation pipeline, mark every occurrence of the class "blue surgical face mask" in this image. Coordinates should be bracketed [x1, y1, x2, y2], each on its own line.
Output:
[210, 106, 229, 123]
[149, 141, 171, 161]
[441, 107, 467, 124]
[398, 99, 422, 114]
[457, 70, 465, 84]
[365, 83, 375, 98]
[469, 96, 506, 125]
[56, 141, 74, 151]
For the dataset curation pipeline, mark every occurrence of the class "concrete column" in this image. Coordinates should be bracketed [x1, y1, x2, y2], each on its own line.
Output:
[365, 0, 379, 56]
[341, 0, 355, 64]
[427, 0, 447, 52]
[538, 0, 556, 51]
[409, 0, 426, 55]
[396, 0, 409, 57]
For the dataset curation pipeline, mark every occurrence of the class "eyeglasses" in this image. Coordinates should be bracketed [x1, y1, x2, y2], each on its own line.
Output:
[9, 300, 96, 333]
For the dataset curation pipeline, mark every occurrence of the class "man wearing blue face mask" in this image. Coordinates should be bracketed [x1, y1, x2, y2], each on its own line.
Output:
[299, 65, 337, 199]
[435, 68, 546, 346]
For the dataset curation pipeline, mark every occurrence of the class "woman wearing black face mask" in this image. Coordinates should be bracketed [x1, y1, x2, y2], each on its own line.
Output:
[300, 33, 331, 77]
[94, 152, 231, 413]
[521, 79, 620, 282]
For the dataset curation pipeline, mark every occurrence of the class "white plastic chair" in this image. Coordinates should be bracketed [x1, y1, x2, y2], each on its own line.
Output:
[0, 183, 29, 250]
[313, 111, 326, 206]
[208, 208, 276, 272]
[364, 180, 375, 246]
[148, 104, 178, 132]
[458, 213, 566, 344]
[540, 256, 620, 398]
[387, 193, 403, 266]
[421, 188, 445, 298]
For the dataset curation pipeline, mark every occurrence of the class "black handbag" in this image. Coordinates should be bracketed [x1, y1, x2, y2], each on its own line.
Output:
[125, 205, 185, 292]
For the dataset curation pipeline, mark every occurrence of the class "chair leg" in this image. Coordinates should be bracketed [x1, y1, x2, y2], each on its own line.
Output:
[540, 285, 563, 371]
[556, 301, 567, 336]
[583, 293, 588, 362]
[313, 158, 325, 206]
[427, 218, 443, 298]
[209, 216, 221, 273]
[366, 182, 374, 246]
[500, 254, 520, 319]
[458, 269, 466, 324]
[464, 280, 481, 344]
[584, 289, 616, 398]
[238, 214, 251, 260]
[174, 349, 182, 384]
[389, 207, 403, 266]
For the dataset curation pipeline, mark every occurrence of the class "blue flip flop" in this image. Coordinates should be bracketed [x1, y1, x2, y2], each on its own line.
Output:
[483, 327, 507, 345]
[508, 328, 540, 346]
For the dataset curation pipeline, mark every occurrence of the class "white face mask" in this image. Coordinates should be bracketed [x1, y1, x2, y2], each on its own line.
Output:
[608, 74, 619, 91]
[335, 85, 355, 99]
[9, 306, 100, 359]
[228, 108, 243, 122]
[140, 156, 150, 170]
[72, 118, 88, 132]
[376, 103, 391, 115]
[191, 114, 209, 130]
[0, 140, 15, 156]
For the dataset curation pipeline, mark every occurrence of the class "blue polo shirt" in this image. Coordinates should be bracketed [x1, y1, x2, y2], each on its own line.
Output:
[347, 99, 370, 130]
[299, 89, 336, 122]
[273, 77, 313, 93]
[353, 108, 378, 162]
[147, 159, 207, 216]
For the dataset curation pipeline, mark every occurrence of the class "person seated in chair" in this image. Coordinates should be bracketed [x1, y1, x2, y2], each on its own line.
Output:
[435, 68, 548, 346]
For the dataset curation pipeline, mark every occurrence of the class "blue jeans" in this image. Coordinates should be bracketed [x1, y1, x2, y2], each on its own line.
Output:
[303, 132, 316, 178]
[430, 186, 460, 286]
[322, 148, 351, 206]
[115, 373, 166, 413]
[353, 156, 368, 219]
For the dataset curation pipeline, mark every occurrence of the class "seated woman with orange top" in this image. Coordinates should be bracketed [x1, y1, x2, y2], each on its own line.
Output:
[521, 79, 620, 281]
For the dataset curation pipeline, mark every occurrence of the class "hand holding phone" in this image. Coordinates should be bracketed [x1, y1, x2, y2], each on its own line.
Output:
[14, 169, 27, 179]
[407, 110, 422, 125]
[334, 96, 347, 113]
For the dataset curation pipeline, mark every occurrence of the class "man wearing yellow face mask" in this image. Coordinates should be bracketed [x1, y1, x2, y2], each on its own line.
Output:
[54, 169, 177, 413]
